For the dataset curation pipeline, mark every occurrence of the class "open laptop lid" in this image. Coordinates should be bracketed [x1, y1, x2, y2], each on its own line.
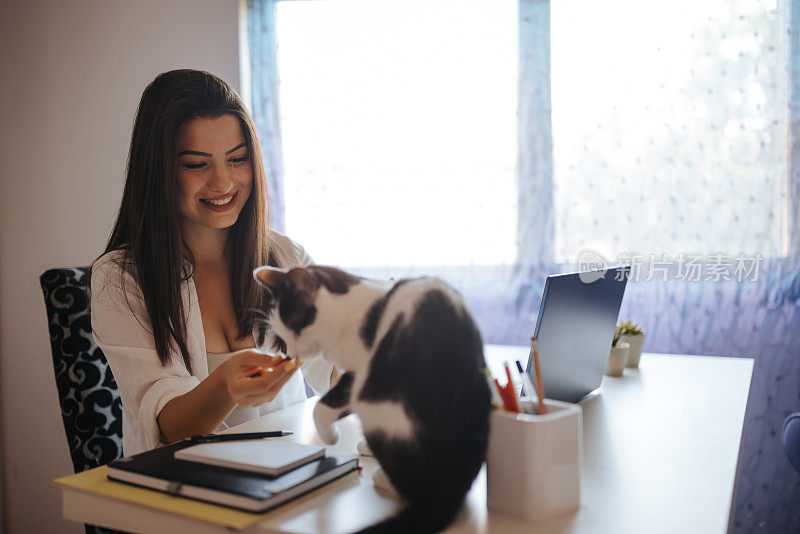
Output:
[526, 266, 630, 403]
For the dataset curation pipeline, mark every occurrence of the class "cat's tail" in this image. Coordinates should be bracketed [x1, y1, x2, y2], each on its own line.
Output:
[352, 496, 464, 534]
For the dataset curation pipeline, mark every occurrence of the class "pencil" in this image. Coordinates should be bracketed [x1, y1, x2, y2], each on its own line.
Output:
[531, 337, 547, 415]
[503, 362, 521, 413]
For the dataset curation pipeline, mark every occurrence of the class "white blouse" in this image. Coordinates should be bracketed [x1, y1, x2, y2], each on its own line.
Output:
[90, 230, 334, 456]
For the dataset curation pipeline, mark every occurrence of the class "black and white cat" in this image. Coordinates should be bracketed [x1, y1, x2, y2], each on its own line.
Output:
[254, 265, 491, 533]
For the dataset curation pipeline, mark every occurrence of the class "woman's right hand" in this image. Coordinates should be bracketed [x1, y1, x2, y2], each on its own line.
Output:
[222, 350, 300, 407]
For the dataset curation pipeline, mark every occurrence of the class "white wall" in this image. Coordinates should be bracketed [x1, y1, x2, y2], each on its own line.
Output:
[0, 1, 241, 531]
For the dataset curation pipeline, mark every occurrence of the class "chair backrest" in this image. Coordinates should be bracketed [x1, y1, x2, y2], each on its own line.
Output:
[40, 267, 123, 473]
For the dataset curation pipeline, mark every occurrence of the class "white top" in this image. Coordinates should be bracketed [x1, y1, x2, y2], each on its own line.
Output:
[90, 230, 334, 456]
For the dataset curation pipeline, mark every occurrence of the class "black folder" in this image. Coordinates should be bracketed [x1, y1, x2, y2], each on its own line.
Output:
[107, 441, 358, 512]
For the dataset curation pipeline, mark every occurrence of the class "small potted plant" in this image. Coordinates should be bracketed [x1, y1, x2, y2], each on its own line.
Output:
[616, 321, 645, 368]
[605, 329, 629, 377]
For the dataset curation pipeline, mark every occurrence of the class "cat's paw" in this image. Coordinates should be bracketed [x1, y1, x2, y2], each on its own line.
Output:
[356, 438, 373, 456]
[313, 401, 341, 445]
[372, 468, 400, 499]
[317, 424, 339, 445]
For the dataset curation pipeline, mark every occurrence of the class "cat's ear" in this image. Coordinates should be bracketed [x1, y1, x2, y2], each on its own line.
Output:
[253, 265, 288, 293]
[288, 267, 320, 295]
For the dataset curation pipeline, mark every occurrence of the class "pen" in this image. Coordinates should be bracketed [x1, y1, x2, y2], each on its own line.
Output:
[494, 378, 516, 413]
[185, 431, 293, 443]
[515, 360, 538, 400]
[504, 362, 522, 413]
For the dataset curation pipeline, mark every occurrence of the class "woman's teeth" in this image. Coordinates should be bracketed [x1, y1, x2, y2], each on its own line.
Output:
[202, 195, 234, 206]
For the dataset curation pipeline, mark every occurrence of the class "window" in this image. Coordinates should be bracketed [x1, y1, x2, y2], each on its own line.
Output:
[550, 0, 788, 262]
[275, 0, 519, 267]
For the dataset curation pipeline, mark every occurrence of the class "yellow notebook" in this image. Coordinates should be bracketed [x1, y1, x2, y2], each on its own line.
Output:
[54, 464, 359, 530]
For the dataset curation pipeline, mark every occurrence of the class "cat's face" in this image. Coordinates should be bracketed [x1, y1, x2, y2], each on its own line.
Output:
[253, 265, 360, 359]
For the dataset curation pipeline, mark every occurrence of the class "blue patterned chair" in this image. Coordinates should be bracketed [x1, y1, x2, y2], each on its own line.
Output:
[40, 267, 124, 534]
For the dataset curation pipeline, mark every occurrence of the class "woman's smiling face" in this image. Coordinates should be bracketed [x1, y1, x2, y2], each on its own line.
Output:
[176, 114, 253, 233]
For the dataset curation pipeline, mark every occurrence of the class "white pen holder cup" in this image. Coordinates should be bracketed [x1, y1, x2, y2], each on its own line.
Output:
[487, 400, 583, 522]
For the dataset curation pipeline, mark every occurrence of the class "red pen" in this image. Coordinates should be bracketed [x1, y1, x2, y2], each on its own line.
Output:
[504, 362, 521, 413]
[494, 378, 515, 412]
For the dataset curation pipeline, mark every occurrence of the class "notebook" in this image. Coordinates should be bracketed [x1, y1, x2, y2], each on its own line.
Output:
[107, 441, 358, 512]
[175, 440, 325, 477]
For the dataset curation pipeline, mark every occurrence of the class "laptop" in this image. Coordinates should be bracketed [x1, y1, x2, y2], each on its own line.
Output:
[526, 266, 630, 403]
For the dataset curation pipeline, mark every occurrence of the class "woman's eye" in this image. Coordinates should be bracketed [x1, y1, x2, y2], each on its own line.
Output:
[183, 162, 206, 170]
[229, 155, 249, 164]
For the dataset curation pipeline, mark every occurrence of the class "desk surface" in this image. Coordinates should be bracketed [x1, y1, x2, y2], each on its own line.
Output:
[61, 346, 753, 534]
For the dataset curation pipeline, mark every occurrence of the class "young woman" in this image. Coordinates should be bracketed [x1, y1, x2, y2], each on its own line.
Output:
[91, 69, 334, 456]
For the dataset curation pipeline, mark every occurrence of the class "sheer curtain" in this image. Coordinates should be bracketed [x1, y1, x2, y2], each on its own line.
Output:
[248, 0, 800, 530]
[247, 0, 286, 233]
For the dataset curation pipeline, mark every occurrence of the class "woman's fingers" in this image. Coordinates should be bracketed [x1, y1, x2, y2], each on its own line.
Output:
[261, 361, 300, 402]
[235, 350, 283, 370]
[228, 370, 274, 402]
[248, 360, 299, 403]
[229, 358, 299, 405]
[236, 359, 300, 406]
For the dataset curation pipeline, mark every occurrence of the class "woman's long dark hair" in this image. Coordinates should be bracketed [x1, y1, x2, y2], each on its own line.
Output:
[98, 69, 273, 373]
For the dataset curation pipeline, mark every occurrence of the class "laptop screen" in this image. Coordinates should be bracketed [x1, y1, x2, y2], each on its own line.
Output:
[527, 266, 630, 403]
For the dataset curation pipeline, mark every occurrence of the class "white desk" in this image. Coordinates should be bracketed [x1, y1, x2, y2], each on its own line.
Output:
[61, 346, 753, 534]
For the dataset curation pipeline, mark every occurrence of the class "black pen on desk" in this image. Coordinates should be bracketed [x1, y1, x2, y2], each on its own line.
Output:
[185, 431, 293, 444]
